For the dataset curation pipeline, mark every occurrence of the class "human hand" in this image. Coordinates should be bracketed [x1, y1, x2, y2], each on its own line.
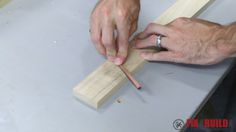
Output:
[90, 0, 140, 65]
[135, 18, 230, 65]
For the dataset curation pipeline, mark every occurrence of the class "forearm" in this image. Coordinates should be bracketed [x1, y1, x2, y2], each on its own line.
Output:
[219, 23, 236, 57]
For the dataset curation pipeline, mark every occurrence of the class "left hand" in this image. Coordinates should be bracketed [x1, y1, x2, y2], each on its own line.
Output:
[90, 0, 140, 65]
[135, 18, 229, 65]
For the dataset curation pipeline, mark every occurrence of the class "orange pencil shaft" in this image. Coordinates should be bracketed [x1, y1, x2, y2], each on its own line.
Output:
[119, 65, 142, 90]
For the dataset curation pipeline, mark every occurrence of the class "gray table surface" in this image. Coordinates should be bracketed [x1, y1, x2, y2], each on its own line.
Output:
[0, 0, 235, 132]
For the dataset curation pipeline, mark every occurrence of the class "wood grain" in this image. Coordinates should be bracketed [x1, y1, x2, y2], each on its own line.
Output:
[73, 0, 211, 109]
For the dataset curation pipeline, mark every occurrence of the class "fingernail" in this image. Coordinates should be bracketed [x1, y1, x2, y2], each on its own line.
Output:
[114, 57, 124, 65]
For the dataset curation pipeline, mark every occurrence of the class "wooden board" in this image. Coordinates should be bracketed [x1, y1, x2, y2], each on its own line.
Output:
[0, 0, 10, 8]
[73, 0, 211, 109]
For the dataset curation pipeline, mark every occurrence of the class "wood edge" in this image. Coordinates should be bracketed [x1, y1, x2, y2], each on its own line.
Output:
[193, 0, 214, 18]
[73, 73, 128, 109]
[153, 0, 211, 24]
[96, 79, 127, 108]
[73, 88, 98, 109]
[73, 59, 144, 109]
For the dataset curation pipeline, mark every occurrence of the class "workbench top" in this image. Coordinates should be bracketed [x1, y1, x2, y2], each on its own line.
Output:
[0, 0, 235, 132]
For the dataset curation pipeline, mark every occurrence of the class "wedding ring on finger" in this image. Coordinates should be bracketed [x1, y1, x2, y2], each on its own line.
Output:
[156, 35, 163, 49]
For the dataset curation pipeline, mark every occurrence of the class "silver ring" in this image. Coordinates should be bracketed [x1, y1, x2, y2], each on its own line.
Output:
[156, 35, 162, 48]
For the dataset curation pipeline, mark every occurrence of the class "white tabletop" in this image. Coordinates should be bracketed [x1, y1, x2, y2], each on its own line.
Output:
[0, 0, 235, 132]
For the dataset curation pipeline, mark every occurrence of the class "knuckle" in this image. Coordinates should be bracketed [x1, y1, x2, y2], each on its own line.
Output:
[102, 39, 113, 47]
[147, 23, 155, 30]
[173, 17, 190, 25]
[117, 9, 128, 21]
[92, 7, 111, 20]
[91, 8, 100, 19]
[98, 49, 106, 56]
[91, 35, 101, 44]
[95, 45, 105, 55]
[102, 8, 111, 18]
[90, 13, 97, 22]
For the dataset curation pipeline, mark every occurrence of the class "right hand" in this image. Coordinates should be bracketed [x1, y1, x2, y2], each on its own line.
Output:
[135, 18, 229, 65]
[90, 0, 140, 65]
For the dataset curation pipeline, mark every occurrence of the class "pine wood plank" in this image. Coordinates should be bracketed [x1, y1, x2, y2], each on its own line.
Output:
[73, 0, 211, 109]
[0, 0, 10, 8]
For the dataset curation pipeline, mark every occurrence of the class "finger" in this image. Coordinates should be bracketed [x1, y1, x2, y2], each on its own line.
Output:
[131, 29, 142, 46]
[129, 21, 138, 36]
[137, 23, 172, 39]
[135, 35, 157, 48]
[128, 21, 138, 47]
[135, 35, 171, 49]
[102, 24, 116, 62]
[140, 51, 184, 63]
[115, 23, 130, 65]
[90, 22, 106, 55]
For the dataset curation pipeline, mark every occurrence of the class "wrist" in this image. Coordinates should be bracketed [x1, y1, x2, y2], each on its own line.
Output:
[215, 24, 236, 58]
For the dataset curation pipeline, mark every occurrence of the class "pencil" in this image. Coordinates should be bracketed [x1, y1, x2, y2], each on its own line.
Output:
[119, 65, 142, 90]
